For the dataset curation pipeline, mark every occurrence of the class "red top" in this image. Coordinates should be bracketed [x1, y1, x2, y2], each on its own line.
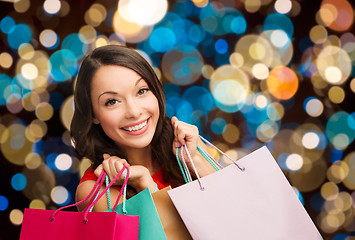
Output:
[79, 166, 172, 191]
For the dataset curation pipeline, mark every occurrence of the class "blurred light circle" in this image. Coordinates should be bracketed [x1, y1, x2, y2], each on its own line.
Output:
[319, 0, 354, 31]
[84, 3, 107, 27]
[274, 0, 292, 14]
[25, 153, 42, 170]
[113, 10, 153, 43]
[316, 46, 351, 85]
[321, 181, 339, 201]
[244, 0, 262, 13]
[51, 186, 69, 205]
[326, 111, 355, 150]
[161, 45, 204, 85]
[14, 0, 30, 13]
[49, 49, 78, 82]
[61, 33, 88, 60]
[210, 65, 249, 111]
[255, 95, 268, 109]
[11, 173, 27, 191]
[0, 16, 16, 34]
[231, 16, 247, 34]
[40, 29, 59, 49]
[9, 209, 23, 226]
[328, 86, 345, 104]
[303, 97, 324, 117]
[343, 152, 355, 190]
[270, 30, 290, 48]
[256, 119, 279, 142]
[215, 39, 228, 54]
[266, 66, 298, 100]
[21, 63, 38, 80]
[0, 195, 9, 211]
[213, 80, 246, 107]
[267, 102, 284, 121]
[252, 63, 269, 80]
[60, 95, 74, 131]
[79, 25, 97, 44]
[10, 134, 25, 150]
[229, 52, 244, 68]
[149, 27, 176, 52]
[211, 118, 227, 134]
[55, 153, 72, 171]
[7, 24, 32, 50]
[285, 153, 303, 172]
[327, 161, 349, 184]
[43, 0, 61, 15]
[263, 12, 294, 37]
[222, 124, 240, 144]
[324, 66, 342, 84]
[18, 43, 35, 60]
[35, 102, 54, 121]
[29, 199, 46, 209]
[182, 86, 214, 116]
[309, 25, 328, 44]
[302, 132, 320, 149]
[118, 0, 168, 26]
[0, 52, 13, 68]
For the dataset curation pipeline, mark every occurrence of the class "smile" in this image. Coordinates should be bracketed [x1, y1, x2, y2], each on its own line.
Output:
[122, 119, 148, 132]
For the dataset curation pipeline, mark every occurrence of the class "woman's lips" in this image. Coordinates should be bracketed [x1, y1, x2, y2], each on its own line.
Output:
[121, 118, 150, 136]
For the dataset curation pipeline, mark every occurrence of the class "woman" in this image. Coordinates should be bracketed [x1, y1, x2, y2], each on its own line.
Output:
[71, 45, 215, 212]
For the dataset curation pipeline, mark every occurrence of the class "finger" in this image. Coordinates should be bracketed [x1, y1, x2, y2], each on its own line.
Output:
[94, 164, 103, 178]
[103, 153, 111, 159]
[171, 116, 178, 127]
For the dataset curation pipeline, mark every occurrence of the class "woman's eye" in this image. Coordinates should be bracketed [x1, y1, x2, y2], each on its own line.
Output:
[104, 99, 118, 106]
[137, 88, 149, 96]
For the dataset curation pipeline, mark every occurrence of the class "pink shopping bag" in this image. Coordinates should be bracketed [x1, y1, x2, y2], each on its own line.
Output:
[168, 143, 323, 240]
[20, 167, 139, 240]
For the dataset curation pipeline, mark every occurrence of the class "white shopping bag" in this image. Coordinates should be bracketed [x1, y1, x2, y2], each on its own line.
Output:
[168, 146, 323, 240]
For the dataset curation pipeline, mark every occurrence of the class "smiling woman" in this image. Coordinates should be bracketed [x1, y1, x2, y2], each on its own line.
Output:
[70, 45, 215, 212]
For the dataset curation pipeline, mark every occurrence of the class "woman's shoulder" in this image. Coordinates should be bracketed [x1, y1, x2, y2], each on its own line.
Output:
[79, 166, 97, 185]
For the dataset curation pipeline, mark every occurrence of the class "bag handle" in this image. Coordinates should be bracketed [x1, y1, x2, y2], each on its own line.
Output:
[176, 136, 245, 191]
[50, 166, 129, 223]
[199, 135, 245, 171]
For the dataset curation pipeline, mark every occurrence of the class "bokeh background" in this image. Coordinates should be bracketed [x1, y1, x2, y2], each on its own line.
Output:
[0, 0, 354, 239]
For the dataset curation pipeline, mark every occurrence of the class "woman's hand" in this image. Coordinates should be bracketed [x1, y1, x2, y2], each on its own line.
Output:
[94, 153, 156, 193]
[171, 116, 199, 161]
[171, 116, 216, 177]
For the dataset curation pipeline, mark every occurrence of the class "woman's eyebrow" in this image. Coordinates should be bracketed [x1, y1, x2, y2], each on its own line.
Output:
[97, 77, 144, 101]
[98, 91, 117, 101]
[135, 77, 144, 86]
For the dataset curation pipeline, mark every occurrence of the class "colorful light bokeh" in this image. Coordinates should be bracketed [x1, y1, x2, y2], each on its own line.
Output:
[0, 0, 354, 239]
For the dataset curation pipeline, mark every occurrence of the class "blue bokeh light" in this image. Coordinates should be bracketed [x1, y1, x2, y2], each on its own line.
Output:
[0, 195, 9, 211]
[7, 24, 32, 50]
[0, 16, 15, 34]
[49, 49, 78, 82]
[11, 173, 27, 191]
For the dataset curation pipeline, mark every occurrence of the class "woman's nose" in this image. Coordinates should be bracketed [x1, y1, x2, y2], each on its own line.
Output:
[125, 99, 142, 118]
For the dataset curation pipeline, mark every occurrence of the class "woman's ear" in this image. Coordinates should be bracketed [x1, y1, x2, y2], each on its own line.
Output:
[92, 118, 100, 124]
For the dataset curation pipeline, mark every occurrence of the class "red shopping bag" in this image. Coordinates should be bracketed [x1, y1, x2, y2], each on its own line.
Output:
[20, 167, 139, 240]
[168, 138, 323, 240]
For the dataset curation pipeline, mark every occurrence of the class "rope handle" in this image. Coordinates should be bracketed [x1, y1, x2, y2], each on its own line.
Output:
[50, 166, 129, 223]
[199, 135, 245, 171]
[175, 136, 245, 190]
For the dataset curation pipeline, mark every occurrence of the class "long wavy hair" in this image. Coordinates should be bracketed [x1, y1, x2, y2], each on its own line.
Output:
[71, 45, 185, 191]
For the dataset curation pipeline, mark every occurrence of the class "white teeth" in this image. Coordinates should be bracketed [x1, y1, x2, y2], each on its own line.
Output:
[123, 120, 147, 132]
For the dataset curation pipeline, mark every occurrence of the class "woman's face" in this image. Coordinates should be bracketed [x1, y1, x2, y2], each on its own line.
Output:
[90, 65, 160, 151]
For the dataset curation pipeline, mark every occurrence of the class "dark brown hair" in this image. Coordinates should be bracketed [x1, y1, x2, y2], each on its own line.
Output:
[71, 45, 185, 189]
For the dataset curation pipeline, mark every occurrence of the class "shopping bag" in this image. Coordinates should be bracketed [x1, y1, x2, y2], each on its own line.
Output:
[107, 185, 167, 240]
[152, 186, 192, 240]
[168, 139, 323, 240]
[20, 167, 139, 240]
